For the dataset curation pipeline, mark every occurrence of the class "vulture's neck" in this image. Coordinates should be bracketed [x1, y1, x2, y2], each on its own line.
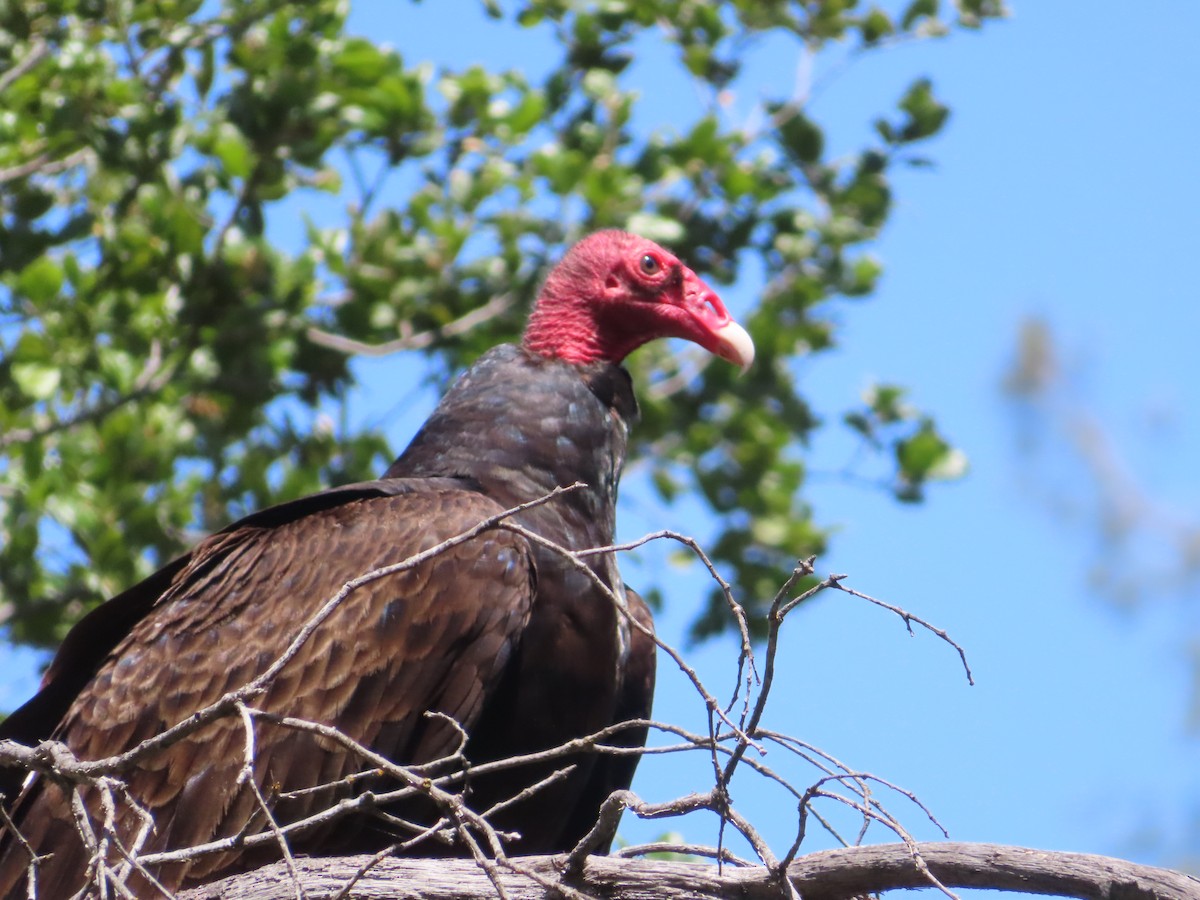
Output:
[384, 344, 638, 532]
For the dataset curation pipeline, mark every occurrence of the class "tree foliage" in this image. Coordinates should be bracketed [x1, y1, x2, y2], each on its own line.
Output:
[0, 0, 1002, 653]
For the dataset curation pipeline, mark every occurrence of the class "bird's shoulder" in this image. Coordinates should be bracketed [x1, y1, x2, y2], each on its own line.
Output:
[430, 344, 638, 426]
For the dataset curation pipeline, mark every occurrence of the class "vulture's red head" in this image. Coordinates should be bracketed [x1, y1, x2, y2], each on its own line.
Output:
[523, 230, 755, 371]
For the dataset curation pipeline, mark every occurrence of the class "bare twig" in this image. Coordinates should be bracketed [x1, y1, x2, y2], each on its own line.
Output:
[501, 522, 763, 757]
[564, 788, 777, 876]
[478, 767, 577, 824]
[574, 529, 758, 692]
[107, 788, 165, 899]
[0, 37, 49, 93]
[0, 799, 42, 897]
[758, 730, 950, 847]
[306, 293, 515, 357]
[329, 844, 399, 900]
[236, 703, 307, 900]
[725, 559, 815, 791]
[0, 147, 94, 186]
[612, 842, 756, 866]
[824, 578, 975, 685]
[796, 787, 961, 900]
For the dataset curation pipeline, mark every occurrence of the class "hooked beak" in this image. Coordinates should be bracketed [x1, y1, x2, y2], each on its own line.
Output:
[709, 319, 755, 373]
[681, 270, 755, 373]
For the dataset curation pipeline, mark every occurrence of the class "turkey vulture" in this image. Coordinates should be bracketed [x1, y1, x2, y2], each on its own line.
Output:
[0, 230, 754, 897]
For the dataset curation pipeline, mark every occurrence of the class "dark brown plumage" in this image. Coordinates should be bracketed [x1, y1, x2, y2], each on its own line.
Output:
[0, 231, 753, 898]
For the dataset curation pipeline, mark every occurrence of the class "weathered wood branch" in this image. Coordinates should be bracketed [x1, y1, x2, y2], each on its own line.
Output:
[178, 842, 1200, 900]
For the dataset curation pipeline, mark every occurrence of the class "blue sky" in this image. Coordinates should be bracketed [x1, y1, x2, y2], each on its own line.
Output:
[347, 2, 1200, 890]
[6, 3, 1200, 895]
[716, 1, 1200, 883]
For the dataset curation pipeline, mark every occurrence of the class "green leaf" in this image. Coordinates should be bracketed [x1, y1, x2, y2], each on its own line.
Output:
[901, 0, 939, 30]
[196, 40, 215, 98]
[11, 363, 62, 400]
[897, 78, 950, 142]
[16, 256, 64, 302]
[335, 39, 389, 83]
[928, 447, 969, 479]
[503, 90, 546, 134]
[581, 68, 617, 100]
[865, 384, 911, 422]
[844, 411, 876, 442]
[779, 108, 824, 164]
[843, 254, 883, 295]
[896, 420, 952, 481]
[625, 212, 684, 244]
[861, 8, 895, 43]
[214, 126, 253, 178]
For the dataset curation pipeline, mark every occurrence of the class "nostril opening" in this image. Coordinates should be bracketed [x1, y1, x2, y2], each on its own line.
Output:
[606, 275, 620, 291]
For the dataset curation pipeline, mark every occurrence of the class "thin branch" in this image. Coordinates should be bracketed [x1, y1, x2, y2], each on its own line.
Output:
[565, 787, 777, 875]
[724, 559, 815, 790]
[0, 147, 94, 186]
[328, 844, 399, 900]
[793, 782, 961, 900]
[612, 842, 756, 866]
[107, 788, 166, 900]
[236, 703, 307, 900]
[306, 293, 515, 357]
[500, 522, 763, 755]
[477, 767, 576, 824]
[574, 529, 757, 691]
[758, 729, 949, 843]
[824, 577, 975, 685]
[0, 37, 49, 93]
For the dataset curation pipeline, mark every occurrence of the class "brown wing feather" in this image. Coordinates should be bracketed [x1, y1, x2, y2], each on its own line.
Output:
[561, 586, 656, 851]
[0, 484, 534, 897]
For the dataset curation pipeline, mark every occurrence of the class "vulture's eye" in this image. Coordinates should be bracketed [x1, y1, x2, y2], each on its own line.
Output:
[639, 254, 661, 276]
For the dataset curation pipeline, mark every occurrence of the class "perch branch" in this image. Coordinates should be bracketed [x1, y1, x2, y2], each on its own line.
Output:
[174, 843, 1200, 900]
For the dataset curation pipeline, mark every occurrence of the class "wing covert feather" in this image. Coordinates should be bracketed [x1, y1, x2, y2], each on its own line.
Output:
[0, 484, 535, 895]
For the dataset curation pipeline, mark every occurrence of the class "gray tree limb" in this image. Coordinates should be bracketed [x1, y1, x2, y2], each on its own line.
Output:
[178, 842, 1200, 900]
